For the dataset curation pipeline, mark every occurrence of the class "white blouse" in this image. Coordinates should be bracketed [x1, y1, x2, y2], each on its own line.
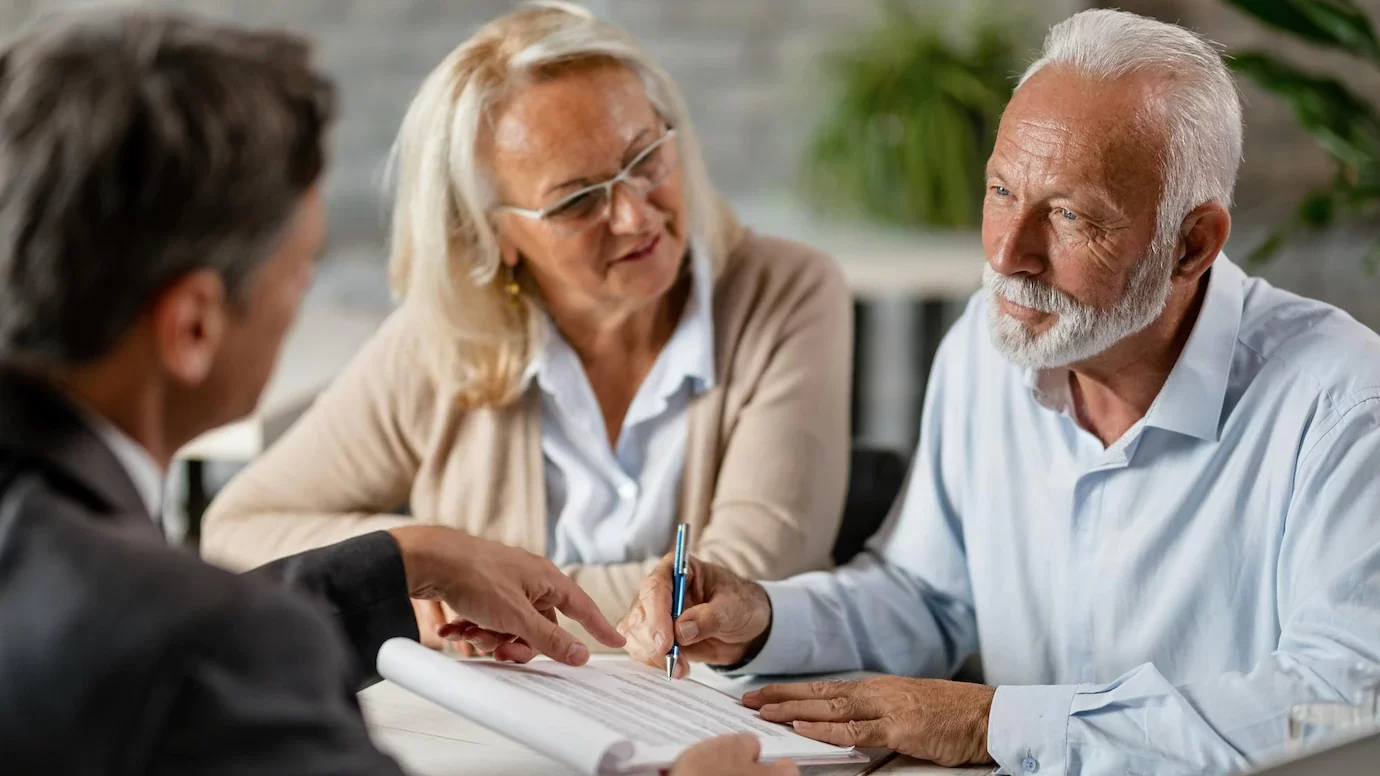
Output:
[534, 254, 715, 566]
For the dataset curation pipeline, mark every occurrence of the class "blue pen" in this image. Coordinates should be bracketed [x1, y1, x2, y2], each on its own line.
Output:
[666, 523, 689, 679]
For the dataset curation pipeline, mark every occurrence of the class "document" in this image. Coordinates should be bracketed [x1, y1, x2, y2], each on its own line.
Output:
[377, 638, 869, 775]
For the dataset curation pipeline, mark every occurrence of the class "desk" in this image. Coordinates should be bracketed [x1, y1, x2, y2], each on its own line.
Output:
[359, 658, 990, 776]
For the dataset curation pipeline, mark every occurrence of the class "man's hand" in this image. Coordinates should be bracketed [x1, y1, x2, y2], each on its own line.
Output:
[619, 555, 772, 678]
[412, 599, 449, 650]
[411, 599, 493, 657]
[668, 735, 798, 775]
[390, 526, 624, 665]
[743, 677, 995, 767]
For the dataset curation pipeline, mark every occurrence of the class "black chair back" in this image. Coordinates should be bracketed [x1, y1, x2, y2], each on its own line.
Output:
[832, 446, 908, 566]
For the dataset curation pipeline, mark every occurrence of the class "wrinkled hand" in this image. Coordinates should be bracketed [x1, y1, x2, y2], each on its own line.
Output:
[744, 677, 995, 767]
[619, 554, 772, 678]
[667, 734, 798, 776]
[390, 526, 623, 665]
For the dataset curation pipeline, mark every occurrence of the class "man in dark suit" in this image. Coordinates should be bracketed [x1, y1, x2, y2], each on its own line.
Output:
[0, 10, 624, 776]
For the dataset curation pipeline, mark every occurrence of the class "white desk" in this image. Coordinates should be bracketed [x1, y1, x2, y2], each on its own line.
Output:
[359, 658, 989, 776]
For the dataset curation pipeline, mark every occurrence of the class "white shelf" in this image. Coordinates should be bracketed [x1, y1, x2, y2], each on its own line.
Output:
[734, 195, 985, 299]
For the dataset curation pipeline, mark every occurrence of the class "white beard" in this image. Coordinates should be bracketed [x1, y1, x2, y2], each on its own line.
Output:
[984, 237, 1176, 370]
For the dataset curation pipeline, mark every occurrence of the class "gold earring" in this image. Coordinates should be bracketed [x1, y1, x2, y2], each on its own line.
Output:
[505, 264, 521, 308]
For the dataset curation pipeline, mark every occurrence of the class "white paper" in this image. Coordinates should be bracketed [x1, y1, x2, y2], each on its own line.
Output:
[360, 677, 883, 776]
[377, 639, 863, 774]
[377, 639, 632, 775]
[465, 657, 860, 769]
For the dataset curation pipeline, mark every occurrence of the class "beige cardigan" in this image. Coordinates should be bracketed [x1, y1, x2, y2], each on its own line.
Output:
[202, 229, 852, 643]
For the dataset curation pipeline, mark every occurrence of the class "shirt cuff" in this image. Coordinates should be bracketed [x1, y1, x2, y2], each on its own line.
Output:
[716, 581, 817, 676]
[989, 683, 1077, 775]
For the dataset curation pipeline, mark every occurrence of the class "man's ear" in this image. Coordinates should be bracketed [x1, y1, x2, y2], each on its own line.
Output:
[148, 269, 227, 386]
[1174, 201, 1231, 282]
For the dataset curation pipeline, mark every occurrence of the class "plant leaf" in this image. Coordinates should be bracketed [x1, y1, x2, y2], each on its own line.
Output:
[1295, 0, 1380, 64]
[1223, 0, 1380, 63]
[1296, 189, 1340, 228]
[800, 0, 1020, 228]
[1228, 51, 1380, 169]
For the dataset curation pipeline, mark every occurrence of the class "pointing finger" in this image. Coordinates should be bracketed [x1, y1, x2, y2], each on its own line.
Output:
[548, 572, 625, 649]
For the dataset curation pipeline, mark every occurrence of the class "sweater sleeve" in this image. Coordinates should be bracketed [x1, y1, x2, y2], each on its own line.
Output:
[560, 242, 854, 630]
[200, 311, 427, 571]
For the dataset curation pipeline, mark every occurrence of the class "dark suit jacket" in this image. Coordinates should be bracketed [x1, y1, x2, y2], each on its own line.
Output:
[0, 369, 418, 774]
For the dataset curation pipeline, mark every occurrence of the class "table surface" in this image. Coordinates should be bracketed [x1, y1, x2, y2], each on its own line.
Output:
[359, 656, 990, 776]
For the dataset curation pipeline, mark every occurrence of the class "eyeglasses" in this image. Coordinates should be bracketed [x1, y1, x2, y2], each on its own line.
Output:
[495, 128, 677, 235]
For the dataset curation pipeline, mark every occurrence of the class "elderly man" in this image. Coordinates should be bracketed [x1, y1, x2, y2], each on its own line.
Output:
[621, 9, 1380, 775]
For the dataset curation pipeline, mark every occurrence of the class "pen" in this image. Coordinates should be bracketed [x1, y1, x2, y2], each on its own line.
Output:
[666, 523, 689, 679]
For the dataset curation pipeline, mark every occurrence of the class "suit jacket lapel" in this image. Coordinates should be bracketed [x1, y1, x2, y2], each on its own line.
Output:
[0, 367, 153, 526]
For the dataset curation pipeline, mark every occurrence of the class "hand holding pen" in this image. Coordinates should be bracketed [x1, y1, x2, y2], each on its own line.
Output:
[617, 530, 775, 679]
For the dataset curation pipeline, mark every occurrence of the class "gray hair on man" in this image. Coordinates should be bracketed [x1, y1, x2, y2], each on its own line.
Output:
[1019, 8, 1244, 240]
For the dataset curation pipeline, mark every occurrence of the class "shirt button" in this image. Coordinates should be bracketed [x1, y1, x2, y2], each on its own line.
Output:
[1022, 756, 1039, 773]
[618, 482, 638, 501]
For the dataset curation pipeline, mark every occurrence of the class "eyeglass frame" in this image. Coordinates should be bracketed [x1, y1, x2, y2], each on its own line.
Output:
[492, 128, 678, 231]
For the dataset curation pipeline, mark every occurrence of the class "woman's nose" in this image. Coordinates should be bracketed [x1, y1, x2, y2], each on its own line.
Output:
[606, 180, 654, 234]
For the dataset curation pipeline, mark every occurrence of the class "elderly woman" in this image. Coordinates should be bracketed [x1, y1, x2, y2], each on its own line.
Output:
[201, 2, 851, 650]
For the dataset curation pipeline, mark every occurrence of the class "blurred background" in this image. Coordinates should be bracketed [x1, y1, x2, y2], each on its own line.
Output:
[2, 0, 1377, 456]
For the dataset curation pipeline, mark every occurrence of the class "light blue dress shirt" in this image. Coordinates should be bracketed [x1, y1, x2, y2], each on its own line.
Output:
[535, 254, 715, 566]
[735, 257, 1380, 775]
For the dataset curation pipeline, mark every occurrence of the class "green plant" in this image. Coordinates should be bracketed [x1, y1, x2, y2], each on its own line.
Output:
[1223, 0, 1380, 268]
[800, 2, 1020, 229]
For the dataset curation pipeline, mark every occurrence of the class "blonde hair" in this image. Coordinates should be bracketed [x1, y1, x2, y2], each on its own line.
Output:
[386, 1, 735, 407]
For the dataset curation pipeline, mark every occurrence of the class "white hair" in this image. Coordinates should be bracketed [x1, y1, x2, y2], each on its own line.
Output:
[1019, 9, 1244, 246]
[385, 1, 734, 405]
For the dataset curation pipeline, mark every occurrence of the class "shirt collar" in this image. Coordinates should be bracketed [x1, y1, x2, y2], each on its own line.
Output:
[1023, 254, 1244, 443]
[1141, 255, 1244, 442]
[77, 406, 164, 521]
[534, 251, 717, 406]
